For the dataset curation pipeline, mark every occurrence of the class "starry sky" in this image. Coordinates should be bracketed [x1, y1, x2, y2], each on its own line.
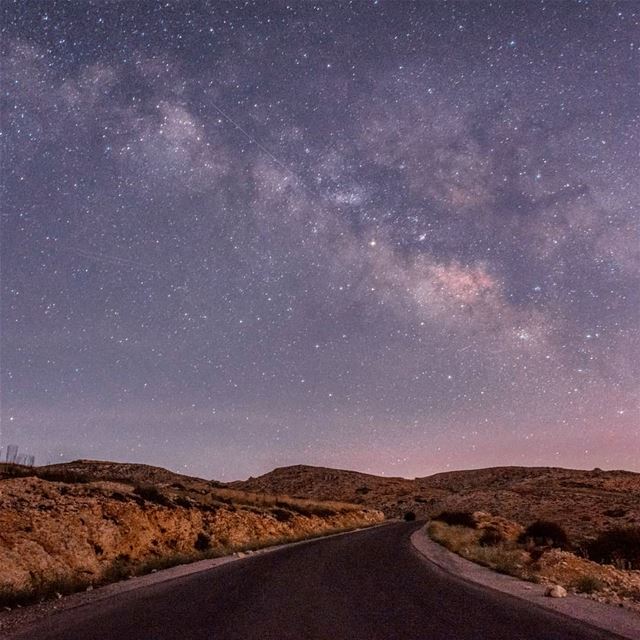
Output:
[1, 1, 639, 480]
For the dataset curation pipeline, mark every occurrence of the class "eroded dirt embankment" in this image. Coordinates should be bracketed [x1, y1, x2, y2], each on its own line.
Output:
[0, 476, 383, 602]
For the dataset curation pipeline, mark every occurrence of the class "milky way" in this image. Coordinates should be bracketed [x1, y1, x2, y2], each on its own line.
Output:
[1, 1, 639, 478]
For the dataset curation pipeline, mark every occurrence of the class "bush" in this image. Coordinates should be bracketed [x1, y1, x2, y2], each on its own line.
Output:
[194, 532, 211, 551]
[433, 511, 476, 528]
[573, 575, 604, 594]
[174, 496, 192, 508]
[271, 508, 293, 522]
[479, 527, 505, 547]
[133, 485, 171, 506]
[587, 527, 640, 570]
[103, 554, 132, 582]
[403, 511, 416, 522]
[518, 521, 570, 549]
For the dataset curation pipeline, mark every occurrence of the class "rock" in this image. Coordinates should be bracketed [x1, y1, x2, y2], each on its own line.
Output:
[545, 585, 567, 598]
[85, 585, 93, 591]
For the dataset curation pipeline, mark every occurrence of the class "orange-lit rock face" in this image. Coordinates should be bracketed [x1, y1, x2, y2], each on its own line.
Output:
[0, 473, 383, 594]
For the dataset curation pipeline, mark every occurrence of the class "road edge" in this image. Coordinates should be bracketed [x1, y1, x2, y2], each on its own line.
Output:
[410, 525, 640, 640]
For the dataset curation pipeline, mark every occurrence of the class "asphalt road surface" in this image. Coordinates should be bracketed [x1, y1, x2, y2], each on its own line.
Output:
[14, 522, 626, 640]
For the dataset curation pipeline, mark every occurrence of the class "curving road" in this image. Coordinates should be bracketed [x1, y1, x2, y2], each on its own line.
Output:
[14, 522, 625, 640]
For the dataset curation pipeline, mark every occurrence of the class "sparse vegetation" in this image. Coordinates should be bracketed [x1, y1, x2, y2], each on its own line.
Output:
[427, 521, 477, 553]
[427, 520, 524, 576]
[0, 574, 90, 608]
[573, 575, 604, 594]
[34, 469, 93, 484]
[133, 484, 172, 506]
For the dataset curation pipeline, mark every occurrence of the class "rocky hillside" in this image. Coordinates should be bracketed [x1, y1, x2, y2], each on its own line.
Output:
[230, 464, 438, 508]
[232, 465, 640, 543]
[0, 462, 383, 605]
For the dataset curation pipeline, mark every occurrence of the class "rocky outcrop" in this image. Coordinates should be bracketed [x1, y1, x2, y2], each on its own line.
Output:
[0, 476, 383, 600]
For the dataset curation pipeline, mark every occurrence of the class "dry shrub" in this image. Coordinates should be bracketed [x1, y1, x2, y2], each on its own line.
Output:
[427, 521, 477, 554]
[519, 520, 570, 550]
[472, 546, 524, 575]
[133, 484, 172, 506]
[194, 532, 211, 551]
[587, 527, 640, 570]
[271, 508, 293, 522]
[432, 511, 476, 528]
[479, 527, 505, 547]
[573, 575, 604, 594]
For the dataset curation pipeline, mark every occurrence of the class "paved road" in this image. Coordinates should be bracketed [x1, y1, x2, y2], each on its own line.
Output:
[15, 522, 625, 640]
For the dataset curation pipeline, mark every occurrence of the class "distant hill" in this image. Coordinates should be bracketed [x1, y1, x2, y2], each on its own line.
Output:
[229, 464, 431, 503]
[34, 459, 218, 488]
[232, 464, 640, 543]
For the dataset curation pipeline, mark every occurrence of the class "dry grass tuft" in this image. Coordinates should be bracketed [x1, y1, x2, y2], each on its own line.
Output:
[427, 521, 524, 576]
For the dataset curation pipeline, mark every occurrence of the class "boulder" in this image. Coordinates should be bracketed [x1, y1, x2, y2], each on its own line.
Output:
[545, 585, 568, 598]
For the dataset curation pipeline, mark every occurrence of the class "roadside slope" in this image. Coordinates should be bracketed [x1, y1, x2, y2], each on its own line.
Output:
[411, 525, 639, 640]
[0, 465, 383, 605]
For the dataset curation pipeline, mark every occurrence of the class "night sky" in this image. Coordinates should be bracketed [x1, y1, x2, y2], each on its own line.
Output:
[1, 1, 639, 480]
